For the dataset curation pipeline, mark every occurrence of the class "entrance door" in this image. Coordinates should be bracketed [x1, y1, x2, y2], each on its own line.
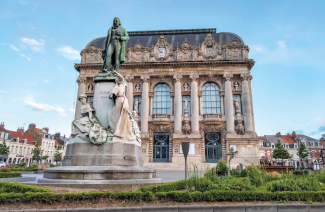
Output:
[205, 132, 222, 163]
[153, 133, 169, 162]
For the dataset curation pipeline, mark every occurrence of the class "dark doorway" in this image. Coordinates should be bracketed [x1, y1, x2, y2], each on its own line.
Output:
[153, 133, 169, 162]
[205, 132, 222, 163]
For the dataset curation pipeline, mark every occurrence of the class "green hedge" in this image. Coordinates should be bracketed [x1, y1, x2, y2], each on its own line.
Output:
[139, 179, 187, 193]
[0, 190, 153, 204]
[0, 172, 22, 178]
[156, 190, 325, 202]
[9, 167, 37, 171]
[0, 182, 51, 193]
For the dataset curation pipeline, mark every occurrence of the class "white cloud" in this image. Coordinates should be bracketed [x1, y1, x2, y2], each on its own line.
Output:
[250, 45, 265, 53]
[277, 40, 286, 50]
[316, 117, 325, 125]
[55, 46, 80, 60]
[11, 45, 19, 51]
[24, 95, 66, 116]
[21, 37, 44, 52]
[20, 54, 31, 61]
[15, 21, 22, 27]
[0, 90, 7, 93]
[70, 108, 75, 114]
[43, 79, 49, 84]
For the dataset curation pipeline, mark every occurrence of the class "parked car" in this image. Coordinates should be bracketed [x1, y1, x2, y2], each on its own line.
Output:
[0, 161, 6, 167]
[5, 163, 9, 167]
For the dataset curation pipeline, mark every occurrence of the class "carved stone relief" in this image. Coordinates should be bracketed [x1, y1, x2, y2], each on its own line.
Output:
[80, 44, 103, 64]
[121, 34, 249, 64]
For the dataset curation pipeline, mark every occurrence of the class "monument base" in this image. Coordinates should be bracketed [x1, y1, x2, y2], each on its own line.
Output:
[63, 141, 143, 166]
[43, 166, 158, 180]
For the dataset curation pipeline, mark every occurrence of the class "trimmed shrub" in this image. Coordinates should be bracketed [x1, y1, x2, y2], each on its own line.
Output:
[0, 172, 21, 178]
[139, 179, 188, 193]
[240, 169, 247, 177]
[0, 181, 51, 193]
[230, 169, 240, 176]
[9, 166, 37, 171]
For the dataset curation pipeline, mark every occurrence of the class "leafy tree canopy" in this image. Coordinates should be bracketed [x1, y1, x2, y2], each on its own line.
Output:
[272, 140, 291, 160]
[0, 140, 10, 155]
[297, 142, 309, 159]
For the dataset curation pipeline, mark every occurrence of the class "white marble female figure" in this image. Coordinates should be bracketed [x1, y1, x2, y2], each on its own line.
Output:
[184, 97, 188, 111]
[108, 73, 135, 141]
[71, 94, 107, 144]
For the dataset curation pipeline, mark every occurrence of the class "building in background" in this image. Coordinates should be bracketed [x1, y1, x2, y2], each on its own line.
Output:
[0, 122, 68, 165]
[74, 28, 259, 168]
[258, 131, 323, 170]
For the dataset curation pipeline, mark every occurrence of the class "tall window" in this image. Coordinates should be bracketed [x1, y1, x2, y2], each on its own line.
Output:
[133, 96, 142, 116]
[153, 83, 171, 114]
[15, 146, 18, 153]
[182, 95, 191, 115]
[202, 82, 221, 114]
[11, 146, 14, 153]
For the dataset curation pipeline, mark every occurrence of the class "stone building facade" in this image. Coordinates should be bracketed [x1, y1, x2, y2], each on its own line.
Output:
[73, 28, 259, 167]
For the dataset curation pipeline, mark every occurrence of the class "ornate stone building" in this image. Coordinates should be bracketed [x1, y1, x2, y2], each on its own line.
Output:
[74, 28, 259, 167]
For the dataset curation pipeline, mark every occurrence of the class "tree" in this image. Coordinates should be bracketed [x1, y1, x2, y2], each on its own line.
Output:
[272, 140, 291, 166]
[297, 142, 309, 169]
[32, 140, 42, 164]
[54, 146, 62, 165]
[226, 148, 238, 176]
[0, 140, 10, 161]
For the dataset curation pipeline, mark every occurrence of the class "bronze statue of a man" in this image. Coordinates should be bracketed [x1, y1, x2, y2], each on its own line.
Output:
[102, 17, 129, 72]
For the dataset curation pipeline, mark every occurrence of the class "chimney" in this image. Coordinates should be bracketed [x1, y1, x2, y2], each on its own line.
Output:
[292, 131, 296, 139]
[0, 122, 4, 128]
[42, 127, 49, 133]
[54, 132, 60, 140]
[64, 134, 65, 138]
[28, 123, 36, 130]
[17, 127, 24, 135]
[276, 132, 281, 137]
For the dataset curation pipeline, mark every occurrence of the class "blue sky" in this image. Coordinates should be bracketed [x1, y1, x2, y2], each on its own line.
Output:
[0, 0, 325, 138]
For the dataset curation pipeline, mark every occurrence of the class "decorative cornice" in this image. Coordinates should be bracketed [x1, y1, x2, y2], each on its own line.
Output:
[125, 75, 134, 83]
[141, 75, 150, 82]
[77, 77, 87, 84]
[74, 60, 255, 72]
[173, 74, 183, 82]
[240, 73, 253, 81]
[223, 73, 233, 81]
[189, 73, 199, 82]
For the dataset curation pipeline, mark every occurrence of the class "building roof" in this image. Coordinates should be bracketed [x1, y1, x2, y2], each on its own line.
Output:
[281, 135, 296, 144]
[85, 28, 245, 49]
[0, 125, 10, 134]
[264, 135, 284, 144]
[296, 134, 319, 142]
[35, 128, 45, 134]
[8, 131, 36, 145]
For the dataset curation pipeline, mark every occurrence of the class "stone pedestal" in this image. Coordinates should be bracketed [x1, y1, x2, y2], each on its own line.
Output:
[93, 73, 115, 128]
[42, 72, 161, 187]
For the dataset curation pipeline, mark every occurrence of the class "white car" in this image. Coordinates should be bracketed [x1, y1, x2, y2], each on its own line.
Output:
[0, 161, 6, 167]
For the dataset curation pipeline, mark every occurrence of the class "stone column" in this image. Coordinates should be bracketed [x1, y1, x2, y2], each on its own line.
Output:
[149, 93, 153, 116]
[74, 77, 86, 120]
[223, 73, 235, 134]
[140, 75, 150, 133]
[190, 74, 200, 134]
[173, 74, 183, 134]
[125, 75, 134, 111]
[198, 92, 202, 115]
[221, 95, 225, 115]
[241, 74, 254, 133]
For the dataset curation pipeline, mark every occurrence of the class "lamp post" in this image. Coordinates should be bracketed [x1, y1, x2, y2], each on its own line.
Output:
[182, 142, 190, 179]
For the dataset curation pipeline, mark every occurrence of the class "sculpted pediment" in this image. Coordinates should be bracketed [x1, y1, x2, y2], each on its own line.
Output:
[198, 34, 223, 60]
[150, 35, 174, 61]
[80, 44, 103, 64]
[126, 43, 149, 62]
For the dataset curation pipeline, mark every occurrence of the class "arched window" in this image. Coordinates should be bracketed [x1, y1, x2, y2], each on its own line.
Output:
[202, 82, 221, 114]
[153, 83, 171, 115]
